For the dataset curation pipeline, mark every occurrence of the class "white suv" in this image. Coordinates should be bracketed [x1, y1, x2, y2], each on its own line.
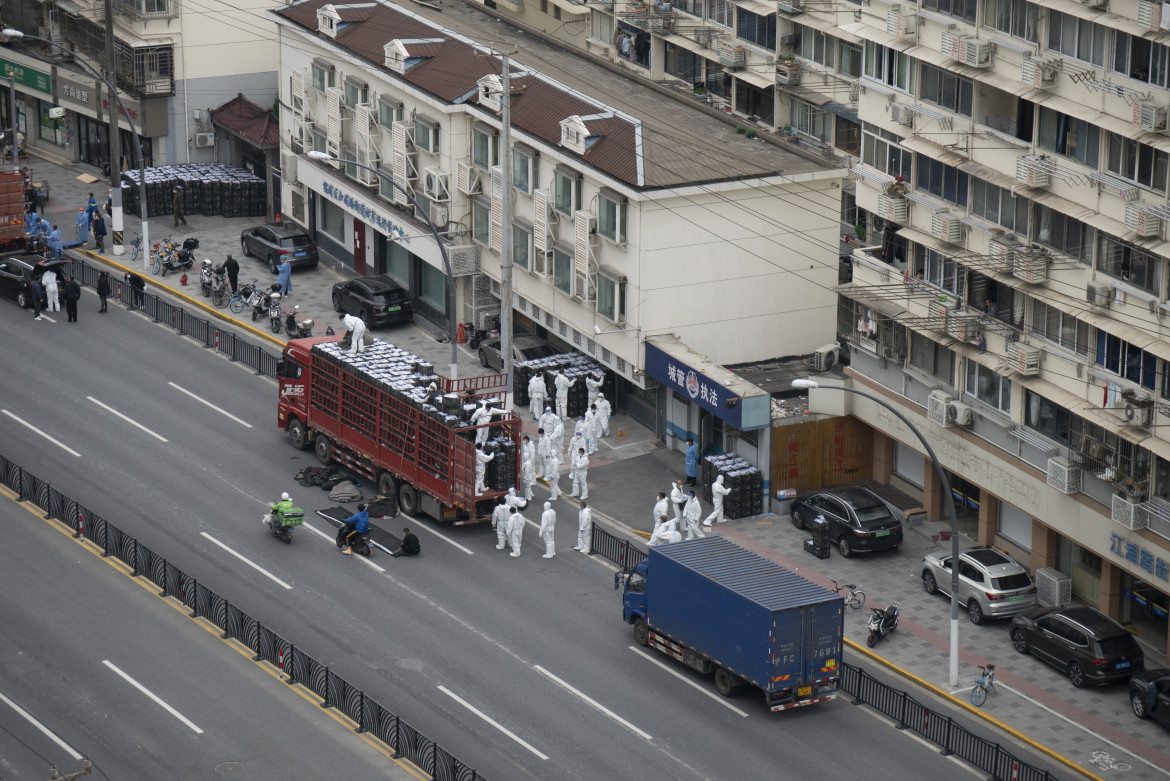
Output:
[921, 547, 1037, 625]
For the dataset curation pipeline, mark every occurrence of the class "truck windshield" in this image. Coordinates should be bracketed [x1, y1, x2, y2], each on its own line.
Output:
[627, 572, 646, 593]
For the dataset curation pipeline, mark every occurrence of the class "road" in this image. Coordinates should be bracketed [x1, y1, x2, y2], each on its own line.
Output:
[0, 293, 1007, 780]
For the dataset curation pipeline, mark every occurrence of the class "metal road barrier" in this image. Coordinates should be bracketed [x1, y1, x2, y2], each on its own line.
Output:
[0, 452, 490, 781]
[590, 524, 647, 573]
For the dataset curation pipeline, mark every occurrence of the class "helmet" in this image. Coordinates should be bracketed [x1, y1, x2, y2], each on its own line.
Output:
[201, 258, 212, 268]
[281, 492, 290, 501]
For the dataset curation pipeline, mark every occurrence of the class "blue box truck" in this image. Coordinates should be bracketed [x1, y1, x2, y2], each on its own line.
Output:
[616, 536, 844, 711]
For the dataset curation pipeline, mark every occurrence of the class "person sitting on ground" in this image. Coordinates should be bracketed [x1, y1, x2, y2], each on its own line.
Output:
[392, 527, 421, 557]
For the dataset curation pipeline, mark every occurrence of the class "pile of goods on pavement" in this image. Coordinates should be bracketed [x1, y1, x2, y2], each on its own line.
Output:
[701, 453, 763, 520]
[120, 164, 266, 218]
[514, 352, 614, 419]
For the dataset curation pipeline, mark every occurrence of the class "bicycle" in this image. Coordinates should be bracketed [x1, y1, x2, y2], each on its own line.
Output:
[971, 664, 996, 707]
[229, 280, 260, 314]
[831, 579, 865, 610]
[129, 233, 142, 263]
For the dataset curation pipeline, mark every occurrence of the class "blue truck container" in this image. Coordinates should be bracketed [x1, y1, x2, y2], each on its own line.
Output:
[617, 535, 844, 711]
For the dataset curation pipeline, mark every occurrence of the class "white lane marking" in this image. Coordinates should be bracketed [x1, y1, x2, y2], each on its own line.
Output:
[405, 516, 474, 555]
[0, 688, 84, 760]
[86, 396, 168, 442]
[533, 665, 652, 740]
[199, 532, 292, 590]
[102, 660, 203, 734]
[1, 409, 81, 457]
[627, 646, 749, 717]
[301, 521, 386, 572]
[437, 685, 548, 760]
[166, 382, 253, 428]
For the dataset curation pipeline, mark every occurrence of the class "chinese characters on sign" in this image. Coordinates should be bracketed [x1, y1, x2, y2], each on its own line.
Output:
[1109, 532, 1170, 582]
[322, 181, 409, 243]
[664, 362, 719, 408]
[62, 84, 89, 104]
[0, 58, 51, 94]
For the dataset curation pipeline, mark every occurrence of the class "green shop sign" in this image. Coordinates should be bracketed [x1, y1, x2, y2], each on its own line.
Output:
[0, 58, 51, 94]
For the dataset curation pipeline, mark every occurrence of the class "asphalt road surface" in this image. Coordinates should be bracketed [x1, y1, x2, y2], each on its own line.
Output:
[0, 293, 1006, 780]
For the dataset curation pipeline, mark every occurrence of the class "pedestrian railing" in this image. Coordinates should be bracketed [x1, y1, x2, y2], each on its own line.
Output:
[590, 524, 646, 572]
[0, 451, 489, 781]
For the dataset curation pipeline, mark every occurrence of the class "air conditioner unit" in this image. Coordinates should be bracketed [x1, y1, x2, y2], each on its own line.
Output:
[940, 29, 965, 60]
[1133, 101, 1168, 132]
[813, 343, 839, 371]
[1124, 402, 1153, 427]
[886, 5, 917, 39]
[779, 33, 799, 46]
[1035, 566, 1072, 607]
[1021, 57, 1056, 88]
[777, 0, 804, 14]
[1078, 0, 1106, 7]
[946, 311, 980, 341]
[931, 211, 963, 243]
[928, 390, 953, 427]
[1112, 493, 1148, 530]
[890, 104, 914, 127]
[456, 161, 482, 195]
[926, 298, 949, 332]
[946, 400, 973, 426]
[987, 237, 1017, 273]
[1125, 202, 1163, 237]
[423, 168, 450, 202]
[960, 38, 993, 68]
[877, 192, 908, 222]
[716, 37, 746, 67]
[1015, 155, 1049, 188]
[1087, 281, 1113, 307]
[281, 151, 299, 184]
[194, 131, 215, 148]
[1013, 249, 1048, 283]
[430, 203, 449, 228]
[1007, 343, 1041, 375]
[1046, 457, 1082, 495]
[1138, 0, 1162, 29]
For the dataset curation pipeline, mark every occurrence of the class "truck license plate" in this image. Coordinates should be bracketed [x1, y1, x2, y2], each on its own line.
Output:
[798, 686, 812, 697]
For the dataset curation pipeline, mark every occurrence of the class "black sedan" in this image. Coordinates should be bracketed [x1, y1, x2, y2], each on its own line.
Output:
[791, 486, 903, 557]
[1130, 668, 1170, 727]
[332, 275, 413, 329]
[0, 257, 68, 308]
[240, 224, 319, 273]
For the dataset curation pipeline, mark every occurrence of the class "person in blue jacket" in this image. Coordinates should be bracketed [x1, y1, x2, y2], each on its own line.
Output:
[277, 257, 292, 297]
[47, 225, 62, 259]
[684, 437, 699, 487]
[341, 503, 370, 555]
[24, 209, 38, 235]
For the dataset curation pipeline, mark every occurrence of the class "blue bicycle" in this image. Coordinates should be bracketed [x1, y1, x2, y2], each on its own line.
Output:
[971, 664, 996, 707]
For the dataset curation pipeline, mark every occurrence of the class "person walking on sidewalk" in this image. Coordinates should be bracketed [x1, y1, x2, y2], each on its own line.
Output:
[172, 186, 187, 226]
[684, 437, 699, 486]
[277, 257, 292, 297]
[91, 211, 107, 253]
[539, 502, 557, 558]
[670, 479, 685, 521]
[63, 276, 80, 323]
[703, 475, 731, 526]
[573, 501, 592, 554]
[223, 253, 240, 293]
[683, 490, 705, 540]
[569, 448, 589, 500]
[75, 207, 90, 243]
[96, 271, 111, 313]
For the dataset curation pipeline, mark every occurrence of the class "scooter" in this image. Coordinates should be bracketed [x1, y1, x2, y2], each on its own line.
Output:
[263, 502, 303, 544]
[866, 602, 900, 647]
[252, 283, 281, 322]
[158, 237, 198, 277]
[335, 523, 372, 556]
[199, 259, 214, 297]
[465, 323, 499, 350]
[285, 305, 314, 338]
[268, 292, 284, 333]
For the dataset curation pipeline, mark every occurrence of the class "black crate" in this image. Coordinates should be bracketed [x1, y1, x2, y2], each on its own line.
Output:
[804, 539, 830, 559]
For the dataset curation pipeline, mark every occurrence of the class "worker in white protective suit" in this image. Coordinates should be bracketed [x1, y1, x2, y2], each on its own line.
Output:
[584, 372, 603, 406]
[492, 496, 509, 550]
[652, 492, 669, 528]
[584, 404, 601, 455]
[535, 427, 550, 481]
[340, 312, 366, 354]
[649, 515, 681, 546]
[554, 371, 576, 419]
[520, 436, 537, 501]
[544, 444, 562, 500]
[566, 421, 587, 469]
[528, 372, 547, 420]
[474, 442, 495, 494]
[507, 507, 526, 557]
[551, 417, 566, 465]
[573, 501, 592, 553]
[471, 401, 506, 446]
[648, 514, 665, 546]
[539, 406, 559, 443]
[670, 479, 685, 521]
[505, 487, 527, 511]
[703, 474, 731, 526]
[594, 393, 612, 437]
[683, 490, 705, 540]
[569, 448, 589, 500]
[539, 502, 557, 558]
[42, 269, 60, 312]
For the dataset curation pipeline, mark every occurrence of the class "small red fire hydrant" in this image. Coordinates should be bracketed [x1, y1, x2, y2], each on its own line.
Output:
[179, 272, 188, 286]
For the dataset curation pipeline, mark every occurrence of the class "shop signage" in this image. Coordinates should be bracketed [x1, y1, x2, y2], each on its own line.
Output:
[645, 342, 768, 430]
[0, 58, 51, 94]
[320, 180, 410, 242]
[1109, 532, 1170, 584]
[58, 76, 95, 106]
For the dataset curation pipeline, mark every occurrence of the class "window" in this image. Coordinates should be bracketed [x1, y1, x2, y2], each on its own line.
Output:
[513, 224, 531, 270]
[864, 43, 915, 93]
[736, 7, 776, 50]
[471, 199, 490, 246]
[377, 165, 396, 201]
[793, 100, 829, 142]
[342, 144, 359, 181]
[553, 246, 573, 294]
[1037, 107, 1100, 168]
[835, 117, 861, 156]
[794, 24, 833, 67]
[861, 125, 911, 179]
[917, 245, 961, 295]
[1114, 32, 1170, 89]
[311, 127, 326, 155]
[414, 196, 431, 225]
[418, 262, 445, 311]
[1035, 204, 1092, 263]
[1047, 10, 1107, 66]
[597, 271, 626, 322]
[839, 42, 862, 79]
[909, 331, 955, 382]
[665, 43, 700, 82]
[1096, 331, 1158, 389]
[966, 361, 1012, 412]
[735, 81, 774, 124]
[590, 10, 613, 42]
[598, 191, 627, 244]
[414, 116, 439, 154]
[1098, 233, 1161, 296]
[922, 0, 976, 23]
[311, 61, 335, 91]
[971, 178, 1028, 233]
[378, 98, 401, 129]
[553, 168, 581, 216]
[344, 77, 368, 107]
[471, 124, 499, 170]
[915, 155, 968, 206]
[513, 145, 537, 194]
[983, 0, 1037, 39]
[708, 0, 732, 27]
[1025, 390, 1071, 444]
[1107, 132, 1169, 194]
[919, 64, 972, 117]
[553, 4, 561, 19]
[320, 198, 344, 242]
[1031, 300, 1089, 355]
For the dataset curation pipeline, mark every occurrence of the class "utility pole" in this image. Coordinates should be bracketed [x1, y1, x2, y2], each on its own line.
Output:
[499, 51, 515, 404]
[104, 0, 124, 256]
[7, 70, 18, 173]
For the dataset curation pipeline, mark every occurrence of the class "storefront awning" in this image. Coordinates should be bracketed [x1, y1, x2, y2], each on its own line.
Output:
[644, 337, 770, 430]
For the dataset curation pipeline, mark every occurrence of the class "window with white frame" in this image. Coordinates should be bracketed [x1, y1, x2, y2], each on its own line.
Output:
[344, 77, 368, 107]
[983, 0, 1038, 40]
[916, 154, 968, 206]
[513, 223, 531, 270]
[378, 97, 401, 129]
[342, 145, 359, 180]
[1030, 299, 1089, 355]
[1096, 331, 1157, 389]
[922, 0, 976, 23]
[1037, 107, 1099, 167]
[553, 167, 581, 216]
[1035, 204, 1093, 263]
[553, 246, 573, 294]
[792, 100, 829, 142]
[414, 195, 432, 225]
[513, 144, 537, 194]
[966, 361, 1012, 413]
[919, 63, 972, 117]
[311, 60, 334, 91]
[736, 7, 776, 50]
[377, 165, 395, 201]
[597, 269, 626, 323]
[839, 42, 862, 78]
[598, 190, 627, 244]
[312, 127, 326, 155]
[861, 125, 912, 179]
[909, 331, 954, 383]
[1098, 233, 1161, 296]
[971, 178, 1028, 233]
[414, 116, 439, 154]
[471, 199, 490, 246]
[471, 124, 499, 170]
[1047, 10, 1107, 66]
[794, 24, 834, 67]
[1107, 132, 1169, 194]
[708, 0, 732, 28]
[590, 10, 613, 42]
[916, 244, 962, 295]
[1113, 31, 1170, 89]
[864, 43, 914, 93]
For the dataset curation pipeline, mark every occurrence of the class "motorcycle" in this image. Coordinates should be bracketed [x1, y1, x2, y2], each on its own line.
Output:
[285, 305, 314, 338]
[465, 323, 499, 350]
[199, 259, 214, 297]
[335, 522, 372, 556]
[252, 283, 281, 322]
[263, 501, 303, 544]
[268, 291, 284, 333]
[210, 265, 230, 308]
[866, 602, 901, 647]
[156, 237, 198, 277]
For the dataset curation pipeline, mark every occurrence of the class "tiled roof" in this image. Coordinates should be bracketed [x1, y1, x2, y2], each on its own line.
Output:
[210, 93, 279, 148]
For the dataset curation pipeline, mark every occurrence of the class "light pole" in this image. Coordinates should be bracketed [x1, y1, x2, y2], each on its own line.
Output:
[793, 378, 962, 687]
[307, 150, 458, 379]
[1, 29, 150, 269]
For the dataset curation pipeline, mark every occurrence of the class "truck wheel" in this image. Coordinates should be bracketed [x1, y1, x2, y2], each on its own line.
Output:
[378, 472, 398, 500]
[633, 618, 649, 647]
[314, 436, 332, 465]
[398, 483, 418, 516]
[714, 668, 742, 698]
[287, 418, 308, 450]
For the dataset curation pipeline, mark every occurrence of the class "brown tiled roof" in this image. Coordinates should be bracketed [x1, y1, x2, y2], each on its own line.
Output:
[210, 93, 279, 148]
[335, 5, 376, 22]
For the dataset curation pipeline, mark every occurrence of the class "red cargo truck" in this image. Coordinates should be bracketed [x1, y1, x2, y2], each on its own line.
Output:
[277, 336, 519, 524]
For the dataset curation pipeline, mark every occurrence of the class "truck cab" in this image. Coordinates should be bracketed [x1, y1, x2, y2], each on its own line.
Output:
[617, 561, 649, 635]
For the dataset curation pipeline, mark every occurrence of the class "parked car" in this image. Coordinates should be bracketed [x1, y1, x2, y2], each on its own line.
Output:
[240, 224, 319, 273]
[1129, 668, 1170, 727]
[921, 547, 1037, 625]
[0, 256, 67, 308]
[1010, 605, 1144, 687]
[478, 333, 559, 371]
[331, 275, 413, 329]
[790, 486, 903, 557]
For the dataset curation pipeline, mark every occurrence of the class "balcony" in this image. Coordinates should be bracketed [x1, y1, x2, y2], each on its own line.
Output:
[113, 0, 179, 21]
[59, 14, 175, 97]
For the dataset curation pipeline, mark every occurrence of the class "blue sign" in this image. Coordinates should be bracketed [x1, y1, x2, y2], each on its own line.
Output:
[645, 342, 768, 430]
[321, 181, 410, 243]
[1110, 532, 1170, 583]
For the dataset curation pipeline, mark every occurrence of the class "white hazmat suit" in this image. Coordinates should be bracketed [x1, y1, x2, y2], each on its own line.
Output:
[554, 372, 575, 419]
[567, 425, 587, 473]
[475, 446, 495, 494]
[704, 475, 731, 526]
[528, 373, 547, 420]
[584, 408, 600, 455]
[649, 517, 682, 546]
[551, 418, 565, 464]
[492, 502, 509, 550]
[535, 432, 551, 480]
[670, 481, 685, 521]
[539, 502, 557, 558]
[585, 374, 603, 406]
[570, 450, 589, 499]
[545, 450, 561, 500]
[595, 394, 612, 437]
[684, 493, 705, 539]
[507, 509, 526, 557]
[575, 505, 592, 553]
[471, 403, 506, 445]
[505, 487, 527, 511]
[520, 448, 536, 501]
[539, 407, 559, 440]
[652, 496, 668, 528]
[42, 270, 59, 312]
[341, 312, 366, 354]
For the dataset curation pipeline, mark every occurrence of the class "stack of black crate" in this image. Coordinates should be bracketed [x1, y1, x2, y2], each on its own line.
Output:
[804, 514, 831, 559]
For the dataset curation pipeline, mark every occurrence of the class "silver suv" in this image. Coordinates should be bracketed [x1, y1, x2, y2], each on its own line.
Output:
[921, 547, 1037, 625]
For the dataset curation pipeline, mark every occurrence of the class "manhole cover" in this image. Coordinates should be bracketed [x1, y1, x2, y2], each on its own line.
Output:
[215, 762, 245, 775]
[398, 657, 426, 671]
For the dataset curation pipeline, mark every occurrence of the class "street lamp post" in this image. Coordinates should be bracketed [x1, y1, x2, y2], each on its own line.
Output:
[307, 150, 458, 379]
[793, 378, 962, 687]
[1, 29, 150, 270]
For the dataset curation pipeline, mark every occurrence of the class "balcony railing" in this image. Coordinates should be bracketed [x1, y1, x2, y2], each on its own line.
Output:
[112, 0, 180, 22]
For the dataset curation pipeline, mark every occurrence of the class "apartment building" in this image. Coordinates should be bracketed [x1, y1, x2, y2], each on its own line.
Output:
[271, 0, 845, 484]
[2, 0, 278, 167]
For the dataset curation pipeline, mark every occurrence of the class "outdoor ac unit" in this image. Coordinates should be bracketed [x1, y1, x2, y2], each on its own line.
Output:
[1133, 101, 1168, 132]
[456, 161, 482, 195]
[946, 400, 973, 426]
[931, 212, 963, 243]
[1008, 343, 1041, 376]
[1125, 202, 1163, 237]
[926, 298, 949, 332]
[940, 29, 964, 60]
[1124, 402, 1153, 427]
[194, 132, 215, 148]
[1138, 0, 1162, 29]
[777, 0, 804, 14]
[890, 104, 914, 127]
[1046, 457, 1081, 495]
[813, 343, 839, 371]
[960, 38, 993, 68]
[281, 151, 299, 184]
[716, 37, 745, 67]
[886, 6, 917, 39]
[1013, 249, 1048, 284]
[1078, 0, 1106, 7]
[1112, 493, 1149, 530]
[1021, 57, 1055, 88]
[1035, 566, 1072, 607]
[928, 390, 953, 427]
[946, 310, 980, 341]
[988, 237, 1017, 273]
[877, 192, 908, 222]
[1087, 281, 1113, 307]
[1015, 156, 1049, 188]
[423, 168, 450, 202]
[430, 203, 449, 228]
